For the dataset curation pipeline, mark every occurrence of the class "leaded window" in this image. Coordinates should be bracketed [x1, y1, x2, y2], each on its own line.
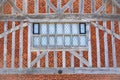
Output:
[32, 23, 87, 49]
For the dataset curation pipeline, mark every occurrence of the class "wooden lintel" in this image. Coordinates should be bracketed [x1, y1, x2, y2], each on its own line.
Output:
[0, 68, 120, 74]
[0, 14, 120, 21]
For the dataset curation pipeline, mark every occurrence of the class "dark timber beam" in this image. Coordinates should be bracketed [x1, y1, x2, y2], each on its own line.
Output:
[0, 14, 120, 22]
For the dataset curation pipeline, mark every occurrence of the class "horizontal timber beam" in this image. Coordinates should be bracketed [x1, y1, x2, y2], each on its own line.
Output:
[0, 14, 120, 22]
[0, 68, 120, 74]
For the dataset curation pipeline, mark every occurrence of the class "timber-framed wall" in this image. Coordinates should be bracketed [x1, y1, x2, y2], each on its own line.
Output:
[0, 0, 120, 74]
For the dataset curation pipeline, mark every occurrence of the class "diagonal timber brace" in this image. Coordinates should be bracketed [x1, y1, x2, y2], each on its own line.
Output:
[30, 51, 48, 67]
[91, 22, 120, 40]
[7, 0, 23, 14]
[46, 0, 57, 13]
[113, 0, 120, 8]
[0, 22, 28, 38]
[70, 51, 89, 67]
[60, 0, 75, 14]
[95, 0, 110, 14]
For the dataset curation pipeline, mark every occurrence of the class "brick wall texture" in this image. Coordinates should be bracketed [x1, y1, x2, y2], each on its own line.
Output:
[0, 0, 120, 80]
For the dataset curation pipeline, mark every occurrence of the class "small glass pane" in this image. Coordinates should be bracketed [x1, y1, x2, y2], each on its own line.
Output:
[72, 24, 78, 34]
[33, 37, 40, 47]
[41, 36, 47, 46]
[41, 24, 47, 34]
[80, 24, 86, 34]
[49, 36, 55, 46]
[33, 24, 39, 34]
[49, 24, 55, 34]
[65, 36, 71, 46]
[56, 36, 63, 46]
[80, 36, 86, 46]
[64, 24, 71, 34]
[72, 36, 79, 46]
[56, 24, 63, 34]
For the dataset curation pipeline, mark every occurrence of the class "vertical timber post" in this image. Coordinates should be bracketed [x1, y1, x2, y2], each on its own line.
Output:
[87, 23, 92, 67]
[96, 22, 101, 68]
[3, 21, 8, 68]
[28, 22, 32, 68]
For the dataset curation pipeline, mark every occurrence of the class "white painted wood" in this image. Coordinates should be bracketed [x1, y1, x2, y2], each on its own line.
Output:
[113, 0, 120, 8]
[119, 21, 120, 34]
[0, 23, 28, 38]
[3, 21, 8, 68]
[37, 51, 40, 68]
[11, 21, 15, 68]
[79, 51, 83, 67]
[79, 0, 84, 13]
[92, 0, 95, 13]
[62, 51, 66, 68]
[45, 51, 48, 68]
[12, 0, 16, 15]
[87, 23, 92, 67]
[46, 0, 50, 13]
[31, 48, 88, 51]
[71, 54, 74, 67]
[57, 0, 61, 13]
[96, 22, 101, 68]
[46, 0, 57, 13]
[0, 14, 120, 21]
[19, 21, 23, 68]
[111, 1, 117, 67]
[28, 22, 32, 68]
[34, 0, 39, 14]
[54, 51, 57, 68]
[23, 0, 27, 14]
[11, 0, 16, 68]
[112, 0, 116, 14]
[103, 21, 109, 67]
[0, 68, 120, 74]
[111, 21, 117, 67]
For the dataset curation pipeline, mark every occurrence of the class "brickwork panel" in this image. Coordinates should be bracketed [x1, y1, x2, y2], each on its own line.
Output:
[57, 51, 62, 67]
[84, 0, 91, 13]
[15, 30, 20, 68]
[39, 0, 46, 13]
[95, 0, 102, 11]
[48, 51, 54, 67]
[23, 27, 28, 68]
[28, 0, 34, 14]
[0, 74, 120, 80]
[0, 22, 4, 68]
[16, 0, 23, 11]
[73, 0, 79, 13]
[91, 26, 97, 67]
[3, 2, 12, 14]
[6, 33, 12, 68]
[106, 1, 112, 14]
[99, 30, 105, 67]
[66, 51, 71, 67]
[31, 52, 37, 68]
